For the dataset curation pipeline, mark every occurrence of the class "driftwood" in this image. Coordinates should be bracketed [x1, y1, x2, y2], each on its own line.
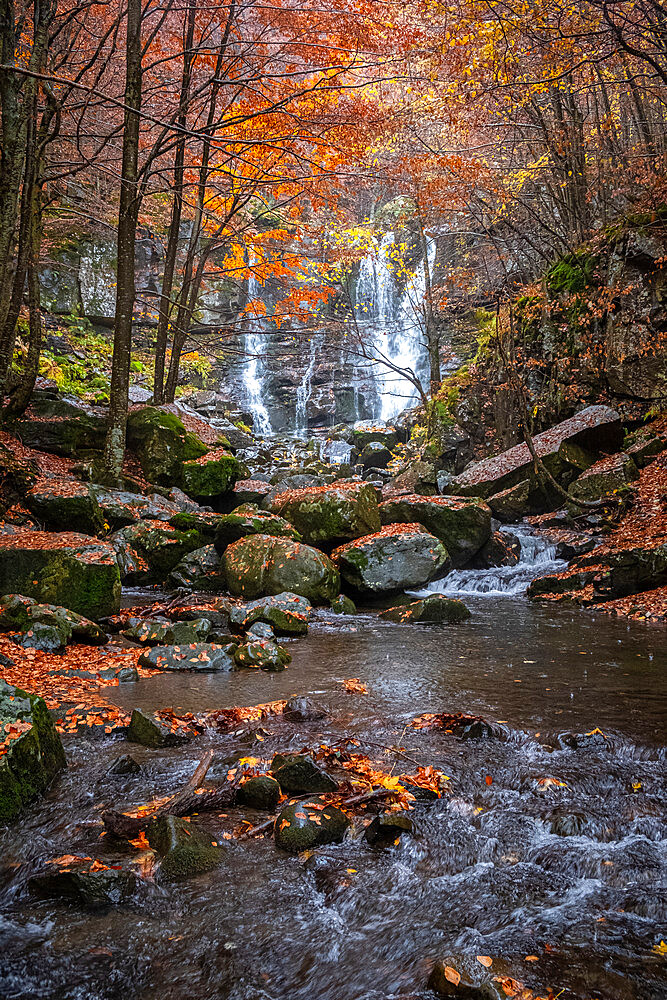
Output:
[239, 786, 396, 840]
[102, 750, 241, 839]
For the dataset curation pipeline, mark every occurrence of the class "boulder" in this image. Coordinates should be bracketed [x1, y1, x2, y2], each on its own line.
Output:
[10, 396, 106, 456]
[169, 511, 227, 536]
[274, 796, 349, 852]
[182, 448, 247, 501]
[89, 485, 183, 529]
[110, 519, 204, 581]
[237, 774, 281, 810]
[569, 453, 639, 502]
[0, 594, 107, 644]
[122, 617, 211, 646]
[228, 592, 312, 636]
[169, 545, 225, 591]
[234, 639, 291, 671]
[269, 481, 381, 546]
[448, 405, 623, 498]
[147, 815, 224, 879]
[378, 596, 470, 624]
[127, 708, 193, 747]
[625, 434, 664, 468]
[127, 406, 207, 485]
[364, 811, 413, 845]
[270, 753, 337, 793]
[0, 529, 120, 618]
[330, 594, 356, 615]
[0, 680, 66, 822]
[360, 441, 392, 469]
[137, 642, 237, 672]
[379, 495, 491, 566]
[283, 695, 326, 722]
[332, 523, 450, 594]
[17, 621, 69, 651]
[29, 863, 139, 907]
[231, 478, 272, 506]
[350, 421, 398, 451]
[246, 621, 275, 640]
[223, 534, 340, 604]
[471, 531, 521, 568]
[212, 505, 301, 553]
[25, 477, 104, 535]
[486, 480, 531, 523]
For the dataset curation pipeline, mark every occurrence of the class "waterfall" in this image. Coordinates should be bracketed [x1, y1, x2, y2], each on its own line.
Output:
[295, 334, 321, 434]
[320, 439, 353, 464]
[241, 270, 272, 436]
[410, 527, 567, 598]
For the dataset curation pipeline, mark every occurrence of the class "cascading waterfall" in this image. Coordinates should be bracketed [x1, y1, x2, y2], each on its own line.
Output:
[295, 334, 322, 433]
[411, 527, 567, 598]
[241, 270, 272, 436]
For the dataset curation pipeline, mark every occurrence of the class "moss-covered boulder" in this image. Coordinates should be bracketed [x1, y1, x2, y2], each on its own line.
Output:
[10, 396, 107, 456]
[365, 811, 413, 845]
[147, 815, 224, 879]
[127, 708, 193, 748]
[330, 593, 356, 615]
[212, 505, 301, 553]
[350, 422, 399, 451]
[234, 639, 291, 671]
[237, 774, 281, 810]
[110, 519, 204, 581]
[270, 753, 337, 793]
[379, 495, 491, 567]
[181, 448, 247, 501]
[25, 476, 104, 535]
[333, 523, 450, 594]
[228, 592, 311, 636]
[0, 529, 120, 618]
[223, 534, 340, 604]
[0, 594, 107, 644]
[569, 452, 639, 502]
[168, 511, 227, 536]
[274, 796, 349, 852]
[169, 545, 225, 591]
[138, 642, 237, 672]
[122, 617, 211, 646]
[378, 595, 470, 624]
[486, 480, 532, 523]
[89, 485, 182, 529]
[127, 406, 207, 486]
[0, 680, 66, 822]
[269, 481, 381, 546]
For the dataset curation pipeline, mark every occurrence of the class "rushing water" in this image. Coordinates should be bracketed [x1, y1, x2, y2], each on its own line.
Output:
[1, 598, 665, 1000]
[241, 271, 272, 436]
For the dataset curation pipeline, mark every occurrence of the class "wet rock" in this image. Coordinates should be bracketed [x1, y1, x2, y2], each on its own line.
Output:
[270, 753, 337, 793]
[471, 531, 521, 568]
[168, 510, 225, 536]
[448, 405, 623, 498]
[0, 529, 120, 618]
[360, 441, 392, 469]
[349, 422, 398, 451]
[428, 957, 504, 999]
[556, 730, 609, 751]
[223, 534, 340, 604]
[233, 639, 291, 671]
[29, 864, 139, 907]
[17, 621, 69, 652]
[283, 695, 326, 722]
[486, 480, 532, 523]
[10, 396, 106, 456]
[122, 617, 211, 646]
[147, 815, 224, 879]
[333, 523, 449, 594]
[379, 495, 491, 566]
[0, 680, 66, 821]
[126, 708, 193, 748]
[117, 666, 139, 683]
[378, 596, 471, 624]
[237, 774, 281, 810]
[137, 642, 237, 672]
[25, 476, 104, 535]
[169, 544, 225, 591]
[182, 448, 247, 501]
[569, 452, 639, 502]
[212, 505, 301, 553]
[365, 811, 413, 844]
[269, 481, 381, 546]
[0, 594, 107, 645]
[127, 406, 207, 486]
[228, 592, 312, 636]
[274, 796, 349, 852]
[330, 594, 356, 615]
[246, 621, 274, 640]
[89, 485, 182, 529]
[111, 519, 204, 582]
[107, 754, 141, 776]
[231, 478, 272, 506]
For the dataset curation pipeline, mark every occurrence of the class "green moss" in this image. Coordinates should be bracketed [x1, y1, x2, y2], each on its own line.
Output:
[546, 250, 599, 295]
[182, 453, 243, 498]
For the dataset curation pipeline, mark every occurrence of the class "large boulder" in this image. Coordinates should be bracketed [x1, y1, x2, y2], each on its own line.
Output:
[0, 594, 107, 644]
[448, 405, 623, 498]
[379, 495, 491, 567]
[270, 753, 337, 793]
[228, 592, 311, 636]
[110, 519, 204, 582]
[269, 481, 380, 546]
[89, 485, 183, 529]
[25, 476, 104, 535]
[486, 480, 532, 523]
[181, 448, 247, 502]
[169, 545, 225, 591]
[332, 523, 450, 594]
[10, 396, 106, 456]
[0, 529, 120, 618]
[0, 680, 66, 822]
[222, 534, 340, 604]
[127, 406, 207, 485]
[569, 452, 639, 502]
[378, 595, 470, 624]
[274, 796, 349, 852]
[212, 505, 301, 553]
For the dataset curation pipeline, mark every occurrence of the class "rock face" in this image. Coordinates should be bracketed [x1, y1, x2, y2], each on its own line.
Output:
[332, 523, 450, 594]
[212, 505, 301, 553]
[181, 448, 247, 501]
[448, 405, 623, 498]
[25, 477, 104, 535]
[137, 642, 237, 672]
[10, 396, 106, 456]
[223, 534, 340, 603]
[0, 529, 120, 618]
[378, 596, 470, 624]
[569, 452, 639, 501]
[274, 796, 350, 852]
[0, 680, 66, 822]
[269, 481, 381, 545]
[111, 519, 204, 582]
[379, 495, 491, 566]
[127, 406, 207, 485]
[228, 592, 311, 635]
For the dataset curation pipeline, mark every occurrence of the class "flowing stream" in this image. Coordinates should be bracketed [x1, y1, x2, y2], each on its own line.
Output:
[1, 598, 665, 1000]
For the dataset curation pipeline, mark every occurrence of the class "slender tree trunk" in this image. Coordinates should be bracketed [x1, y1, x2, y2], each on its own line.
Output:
[104, 0, 143, 482]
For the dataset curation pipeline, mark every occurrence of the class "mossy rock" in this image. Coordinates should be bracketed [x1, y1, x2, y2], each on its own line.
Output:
[182, 449, 247, 500]
[0, 529, 120, 619]
[169, 545, 226, 591]
[0, 594, 107, 645]
[274, 796, 349, 852]
[330, 594, 356, 615]
[223, 534, 340, 604]
[333, 524, 450, 594]
[233, 639, 291, 671]
[228, 592, 311, 636]
[25, 477, 104, 535]
[378, 596, 470, 624]
[122, 617, 211, 646]
[138, 642, 237, 672]
[212, 506, 301, 553]
[127, 708, 193, 748]
[270, 754, 337, 793]
[379, 495, 491, 567]
[0, 680, 66, 823]
[29, 864, 139, 906]
[147, 815, 224, 879]
[10, 396, 106, 456]
[269, 481, 380, 545]
[111, 519, 204, 580]
[237, 774, 281, 811]
[127, 406, 207, 486]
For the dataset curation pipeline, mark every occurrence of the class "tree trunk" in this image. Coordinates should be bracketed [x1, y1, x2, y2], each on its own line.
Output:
[104, 0, 143, 482]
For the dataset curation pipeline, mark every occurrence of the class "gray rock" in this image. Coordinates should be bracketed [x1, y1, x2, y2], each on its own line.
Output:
[137, 642, 237, 672]
[270, 753, 337, 793]
[274, 796, 349, 852]
[127, 708, 193, 748]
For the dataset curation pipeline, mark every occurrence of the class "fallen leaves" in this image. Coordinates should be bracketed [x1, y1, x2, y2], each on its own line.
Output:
[342, 677, 368, 694]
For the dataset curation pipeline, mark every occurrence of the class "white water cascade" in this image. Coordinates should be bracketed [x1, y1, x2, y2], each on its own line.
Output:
[295, 334, 322, 434]
[411, 527, 567, 598]
[356, 231, 437, 422]
[241, 270, 272, 436]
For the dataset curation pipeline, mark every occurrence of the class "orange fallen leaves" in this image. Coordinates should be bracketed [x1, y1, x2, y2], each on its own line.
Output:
[342, 678, 368, 694]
